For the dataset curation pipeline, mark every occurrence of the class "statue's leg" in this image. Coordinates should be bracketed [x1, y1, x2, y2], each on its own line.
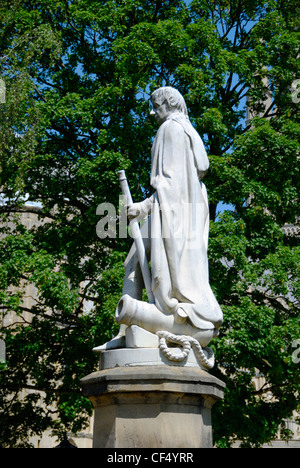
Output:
[93, 218, 151, 352]
[93, 254, 141, 351]
[121, 245, 144, 300]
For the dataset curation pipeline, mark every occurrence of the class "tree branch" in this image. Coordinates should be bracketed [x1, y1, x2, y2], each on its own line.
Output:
[0, 204, 56, 220]
[253, 383, 289, 396]
[0, 305, 80, 326]
[0, 383, 80, 396]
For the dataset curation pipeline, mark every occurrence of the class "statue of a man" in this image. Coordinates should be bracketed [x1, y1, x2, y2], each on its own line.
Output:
[96, 87, 223, 354]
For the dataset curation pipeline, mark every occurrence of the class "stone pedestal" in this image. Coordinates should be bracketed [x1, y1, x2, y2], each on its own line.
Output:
[81, 349, 225, 448]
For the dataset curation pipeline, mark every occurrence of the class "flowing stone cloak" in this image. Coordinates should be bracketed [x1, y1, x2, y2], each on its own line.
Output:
[149, 114, 223, 331]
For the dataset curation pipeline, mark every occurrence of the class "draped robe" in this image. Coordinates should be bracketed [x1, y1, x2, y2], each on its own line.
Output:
[149, 114, 223, 331]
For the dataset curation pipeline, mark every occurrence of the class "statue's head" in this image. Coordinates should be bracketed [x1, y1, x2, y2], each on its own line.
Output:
[150, 87, 188, 125]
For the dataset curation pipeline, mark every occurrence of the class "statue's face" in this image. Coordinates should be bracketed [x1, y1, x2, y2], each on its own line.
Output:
[150, 99, 173, 125]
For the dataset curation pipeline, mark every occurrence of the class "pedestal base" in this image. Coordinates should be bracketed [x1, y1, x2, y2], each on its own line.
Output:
[81, 353, 225, 448]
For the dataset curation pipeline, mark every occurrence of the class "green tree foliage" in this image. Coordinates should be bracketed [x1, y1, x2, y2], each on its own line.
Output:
[0, 0, 299, 447]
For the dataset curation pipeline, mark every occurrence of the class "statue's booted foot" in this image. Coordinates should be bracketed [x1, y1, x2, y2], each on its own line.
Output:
[93, 325, 126, 352]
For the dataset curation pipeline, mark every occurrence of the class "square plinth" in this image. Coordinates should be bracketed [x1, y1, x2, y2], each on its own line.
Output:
[81, 358, 225, 448]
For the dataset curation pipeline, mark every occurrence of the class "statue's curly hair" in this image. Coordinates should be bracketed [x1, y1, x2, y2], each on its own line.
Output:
[150, 87, 188, 116]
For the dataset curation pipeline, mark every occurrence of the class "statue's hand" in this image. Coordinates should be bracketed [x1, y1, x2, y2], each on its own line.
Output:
[127, 203, 142, 220]
[127, 197, 153, 220]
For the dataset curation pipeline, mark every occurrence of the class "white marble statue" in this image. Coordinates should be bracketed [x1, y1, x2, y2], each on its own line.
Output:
[94, 87, 223, 367]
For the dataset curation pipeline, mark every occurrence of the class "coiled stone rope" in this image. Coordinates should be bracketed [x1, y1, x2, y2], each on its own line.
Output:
[156, 331, 215, 370]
